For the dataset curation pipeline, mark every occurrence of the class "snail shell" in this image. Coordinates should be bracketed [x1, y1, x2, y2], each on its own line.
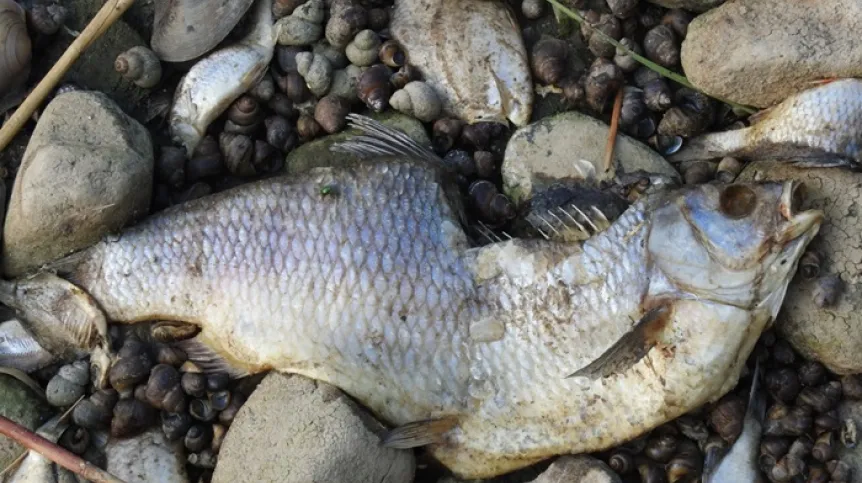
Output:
[325, 3, 367, 48]
[379, 40, 406, 68]
[0, 0, 31, 95]
[614, 37, 641, 73]
[644, 25, 680, 68]
[530, 36, 568, 86]
[584, 57, 623, 112]
[111, 398, 156, 438]
[219, 132, 256, 177]
[295, 51, 333, 97]
[265, 115, 296, 152]
[72, 389, 118, 429]
[46, 360, 90, 407]
[314, 94, 350, 134]
[276, 0, 325, 46]
[345, 29, 381, 67]
[389, 81, 442, 123]
[357, 63, 392, 112]
[115, 46, 162, 89]
[162, 411, 193, 442]
[297, 113, 322, 141]
[145, 364, 187, 413]
[226, 95, 264, 127]
[249, 72, 275, 102]
[390, 64, 417, 90]
[329, 64, 364, 103]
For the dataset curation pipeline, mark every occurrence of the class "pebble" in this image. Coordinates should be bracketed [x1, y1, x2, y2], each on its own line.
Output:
[212, 372, 415, 483]
[530, 455, 622, 483]
[501, 111, 679, 207]
[286, 111, 430, 174]
[0, 375, 53, 469]
[737, 161, 862, 374]
[1, 91, 154, 277]
[681, 0, 862, 108]
[106, 428, 188, 483]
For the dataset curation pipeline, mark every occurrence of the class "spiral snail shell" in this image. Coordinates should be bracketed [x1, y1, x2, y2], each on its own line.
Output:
[115, 46, 162, 89]
[0, 0, 31, 96]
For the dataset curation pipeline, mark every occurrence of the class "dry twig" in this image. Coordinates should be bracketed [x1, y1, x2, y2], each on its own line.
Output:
[603, 87, 624, 173]
[0, 0, 137, 151]
[0, 415, 125, 483]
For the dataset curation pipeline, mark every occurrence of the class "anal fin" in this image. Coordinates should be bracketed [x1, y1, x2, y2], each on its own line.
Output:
[173, 334, 255, 379]
[381, 416, 459, 449]
[566, 304, 672, 380]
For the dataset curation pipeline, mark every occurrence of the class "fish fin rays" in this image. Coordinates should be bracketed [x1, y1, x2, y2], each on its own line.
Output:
[331, 114, 442, 166]
[566, 304, 672, 380]
[380, 416, 459, 449]
[173, 335, 253, 379]
[746, 358, 767, 425]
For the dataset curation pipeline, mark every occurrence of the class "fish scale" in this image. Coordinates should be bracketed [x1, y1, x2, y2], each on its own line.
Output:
[0, 116, 823, 479]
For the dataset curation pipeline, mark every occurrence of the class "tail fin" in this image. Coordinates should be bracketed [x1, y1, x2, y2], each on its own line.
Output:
[668, 129, 748, 163]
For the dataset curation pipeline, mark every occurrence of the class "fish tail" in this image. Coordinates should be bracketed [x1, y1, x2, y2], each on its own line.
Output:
[667, 129, 749, 163]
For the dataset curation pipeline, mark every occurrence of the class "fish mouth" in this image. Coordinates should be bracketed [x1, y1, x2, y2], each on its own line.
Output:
[778, 180, 823, 243]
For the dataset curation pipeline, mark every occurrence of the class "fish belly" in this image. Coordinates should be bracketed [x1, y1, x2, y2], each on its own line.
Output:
[70, 160, 477, 423]
[431, 298, 767, 479]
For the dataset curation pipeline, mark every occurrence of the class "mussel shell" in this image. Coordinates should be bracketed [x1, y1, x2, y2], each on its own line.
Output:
[151, 0, 255, 62]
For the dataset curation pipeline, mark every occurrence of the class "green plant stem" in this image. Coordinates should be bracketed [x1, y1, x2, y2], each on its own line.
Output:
[545, 0, 758, 115]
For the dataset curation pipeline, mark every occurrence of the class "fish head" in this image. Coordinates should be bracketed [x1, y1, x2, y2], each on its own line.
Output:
[646, 180, 823, 318]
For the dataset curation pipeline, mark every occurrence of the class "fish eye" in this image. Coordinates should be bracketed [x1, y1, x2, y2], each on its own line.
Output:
[719, 185, 757, 219]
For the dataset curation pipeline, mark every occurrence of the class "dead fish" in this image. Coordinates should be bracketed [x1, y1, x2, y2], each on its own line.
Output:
[391, 0, 534, 126]
[169, 0, 276, 156]
[702, 360, 766, 483]
[0, 115, 822, 479]
[670, 79, 862, 168]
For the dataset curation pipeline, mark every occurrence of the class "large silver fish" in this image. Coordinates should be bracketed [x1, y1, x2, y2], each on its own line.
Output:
[0, 116, 822, 479]
[670, 79, 862, 168]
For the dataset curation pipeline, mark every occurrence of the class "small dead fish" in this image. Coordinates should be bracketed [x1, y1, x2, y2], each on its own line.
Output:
[1, 115, 822, 479]
[169, 0, 276, 156]
[703, 360, 766, 483]
[670, 79, 862, 168]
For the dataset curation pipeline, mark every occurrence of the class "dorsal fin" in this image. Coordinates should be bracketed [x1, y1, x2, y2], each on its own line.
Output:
[330, 114, 442, 165]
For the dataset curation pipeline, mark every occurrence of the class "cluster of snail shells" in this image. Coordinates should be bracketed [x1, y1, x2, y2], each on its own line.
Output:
[271, 0, 443, 128]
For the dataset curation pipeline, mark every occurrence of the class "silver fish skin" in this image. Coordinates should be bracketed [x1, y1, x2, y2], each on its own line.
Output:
[670, 79, 862, 168]
[169, 0, 276, 156]
[703, 361, 766, 483]
[1, 117, 822, 479]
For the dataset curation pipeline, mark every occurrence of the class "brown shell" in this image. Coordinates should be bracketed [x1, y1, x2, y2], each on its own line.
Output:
[151, 0, 255, 62]
[0, 0, 31, 94]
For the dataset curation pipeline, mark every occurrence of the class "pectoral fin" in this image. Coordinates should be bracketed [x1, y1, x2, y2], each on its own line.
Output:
[380, 416, 459, 449]
[566, 304, 672, 380]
